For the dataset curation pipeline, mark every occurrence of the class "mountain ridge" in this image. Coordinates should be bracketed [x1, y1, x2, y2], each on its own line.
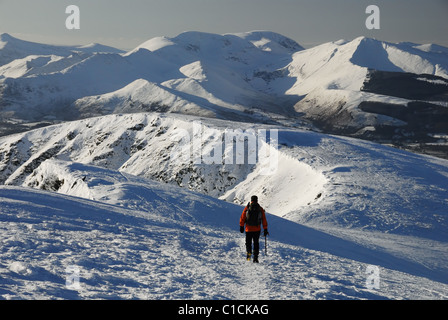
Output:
[1, 31, 447, 158]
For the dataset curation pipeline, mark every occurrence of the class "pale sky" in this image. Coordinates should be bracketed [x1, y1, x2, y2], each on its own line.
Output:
[0, 0, 447, 50]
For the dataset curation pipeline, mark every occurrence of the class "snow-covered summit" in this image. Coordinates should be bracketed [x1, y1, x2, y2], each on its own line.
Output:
[232, 30, 304, 53]
[0, 33, 123, 66]
[0, 32, 14, 45]
[286, 36, 448, 158]
[73, 42, 125, 54]
[127, 30, 303, 56]
[0, 33, 73, 66]
[287, 36, 448, 96]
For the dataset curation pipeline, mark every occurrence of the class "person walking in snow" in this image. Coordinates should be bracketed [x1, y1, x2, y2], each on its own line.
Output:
[240, 195, 268, 263]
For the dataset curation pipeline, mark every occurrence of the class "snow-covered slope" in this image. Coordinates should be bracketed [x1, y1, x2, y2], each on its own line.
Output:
[1, 112, 447, 239]
[72, 79, 215, 118]
[0, 113, 326, 210]
[0, 112, 447, 299]
[2, 182, 447, 300]
[0, 114, 448, 298]
[288, 36, 448, 114]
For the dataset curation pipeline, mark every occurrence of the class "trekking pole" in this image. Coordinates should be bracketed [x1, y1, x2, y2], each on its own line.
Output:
[264, 234, 267, 256]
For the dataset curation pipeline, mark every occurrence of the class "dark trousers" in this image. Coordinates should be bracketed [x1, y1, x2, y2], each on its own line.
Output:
[246, 231, 261, 257]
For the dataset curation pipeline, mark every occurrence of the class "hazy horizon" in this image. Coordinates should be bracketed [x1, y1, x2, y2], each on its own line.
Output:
[0, 0, 447, 50]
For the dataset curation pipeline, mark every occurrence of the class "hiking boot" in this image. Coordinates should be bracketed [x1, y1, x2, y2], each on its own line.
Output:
[246, 253, 252, 261]
[253, 256, 259, 263]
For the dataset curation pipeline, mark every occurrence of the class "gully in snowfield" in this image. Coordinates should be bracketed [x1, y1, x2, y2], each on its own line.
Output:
[240, 195, 269, 263]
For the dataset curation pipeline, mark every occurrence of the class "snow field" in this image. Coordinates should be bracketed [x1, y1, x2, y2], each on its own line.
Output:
[2, 185, 447, 300]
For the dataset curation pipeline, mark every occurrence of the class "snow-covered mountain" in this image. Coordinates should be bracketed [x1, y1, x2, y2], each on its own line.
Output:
[1, 32, 447, 158]
[1, 31, 448, 300]
[290, 37, 448, 158]
[0, 32, 124, 66]
[0, 31, 301, 124]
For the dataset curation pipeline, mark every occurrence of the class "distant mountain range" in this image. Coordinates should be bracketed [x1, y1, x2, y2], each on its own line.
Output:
[1, 31, 447, 158]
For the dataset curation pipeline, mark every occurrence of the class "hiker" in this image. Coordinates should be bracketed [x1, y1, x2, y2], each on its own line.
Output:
[240, 195, 268, 263]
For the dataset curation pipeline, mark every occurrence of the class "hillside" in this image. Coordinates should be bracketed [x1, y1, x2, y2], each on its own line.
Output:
[1, 112, 448, 299]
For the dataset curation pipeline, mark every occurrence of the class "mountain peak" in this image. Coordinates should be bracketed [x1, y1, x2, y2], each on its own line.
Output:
[130, 30, 304, 57]
[351, 36, 384, 47]
[346, 36, 448, 77]
[233, 30, 304, 52]
[0, 33, 14, 41]
[76, 43, 125, 54]
[0, 33, 18, 46]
